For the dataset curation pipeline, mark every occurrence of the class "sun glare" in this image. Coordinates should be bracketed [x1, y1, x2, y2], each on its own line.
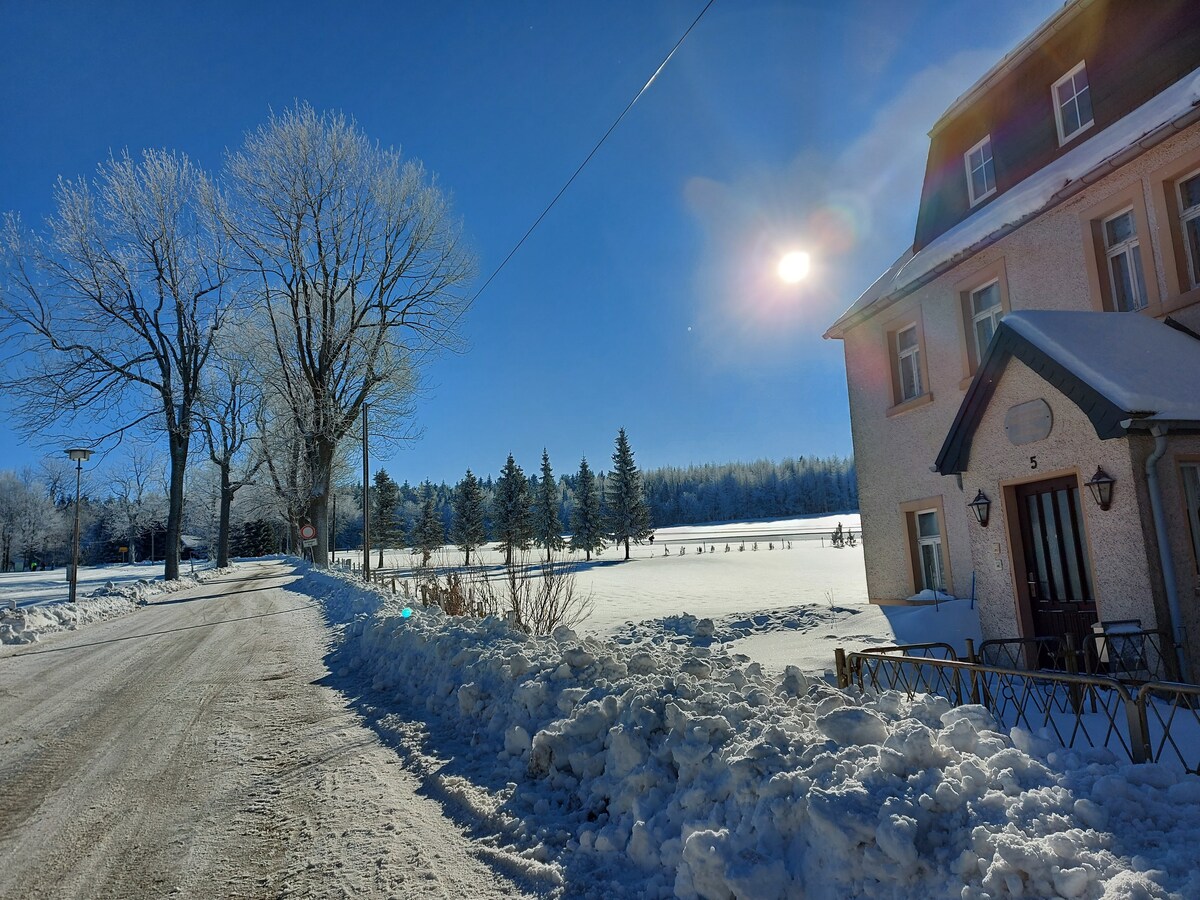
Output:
[777, 251, 811, 283]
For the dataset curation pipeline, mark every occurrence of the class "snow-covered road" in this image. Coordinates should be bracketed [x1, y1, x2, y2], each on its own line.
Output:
[0, 561, 547, 899]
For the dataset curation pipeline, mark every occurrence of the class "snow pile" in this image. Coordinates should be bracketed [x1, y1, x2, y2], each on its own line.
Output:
[308, 569, 1200, 899]
[0, 566, 228, 644]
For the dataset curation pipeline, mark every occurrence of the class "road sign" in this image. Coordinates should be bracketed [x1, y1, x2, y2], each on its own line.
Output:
[299, 523, 317, 541]
[302, 538, 318, 548]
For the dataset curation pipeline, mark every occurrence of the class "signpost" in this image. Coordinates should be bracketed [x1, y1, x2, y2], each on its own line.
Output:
[299, 523, 318, 548]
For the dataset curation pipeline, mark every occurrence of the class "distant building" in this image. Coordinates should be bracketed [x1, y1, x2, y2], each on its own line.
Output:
[824, 0, 1200, 677]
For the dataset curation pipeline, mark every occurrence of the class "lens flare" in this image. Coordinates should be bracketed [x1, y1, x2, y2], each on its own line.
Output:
[402, 607, 413, 618]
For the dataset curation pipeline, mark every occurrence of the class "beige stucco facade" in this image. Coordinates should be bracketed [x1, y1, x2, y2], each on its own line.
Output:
[837, 119, 1200, 666]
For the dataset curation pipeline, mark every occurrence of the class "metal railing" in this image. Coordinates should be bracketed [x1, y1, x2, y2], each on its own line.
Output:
[836, 647, 1200, 773]
[975, 629, 1177, 684]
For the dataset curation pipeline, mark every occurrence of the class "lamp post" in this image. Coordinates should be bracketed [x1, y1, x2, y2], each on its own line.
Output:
[65, 447, 93, 605]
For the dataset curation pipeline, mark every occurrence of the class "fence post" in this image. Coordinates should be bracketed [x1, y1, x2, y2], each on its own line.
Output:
[1126, 687, 1151, 764]
[964, 638, 976, 664]
[834, 648, 848, 689]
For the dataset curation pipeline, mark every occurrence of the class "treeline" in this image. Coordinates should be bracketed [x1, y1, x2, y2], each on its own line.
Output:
[343, 454, 856, 550]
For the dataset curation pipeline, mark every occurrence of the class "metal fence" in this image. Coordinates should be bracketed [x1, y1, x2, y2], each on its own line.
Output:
[975, 629, 1177, 683]
[836, 646, 1200, 773]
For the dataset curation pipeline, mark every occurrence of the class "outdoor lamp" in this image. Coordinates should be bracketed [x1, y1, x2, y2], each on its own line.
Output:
[65, 446, 94, 605]
[1085, 466, 1115, 511]
[967, 489, 991, 527]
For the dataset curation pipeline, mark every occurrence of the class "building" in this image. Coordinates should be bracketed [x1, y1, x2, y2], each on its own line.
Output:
[824, 0, 1200, 678]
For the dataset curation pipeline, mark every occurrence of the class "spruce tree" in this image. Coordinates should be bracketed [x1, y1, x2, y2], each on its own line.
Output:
[532, 449, 564, 562]
[605, 428, 652, 560]
[569, 457, 605, 561]
[493, 454, 532, 567]
[413, 481, 444, 566]
[451, 468, 487, 566]
[373, 469, 403, 568]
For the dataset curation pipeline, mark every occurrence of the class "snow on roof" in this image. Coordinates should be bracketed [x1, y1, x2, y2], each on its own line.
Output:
[826, 67, 1200, 338]
[1004, 310, 1200, 423]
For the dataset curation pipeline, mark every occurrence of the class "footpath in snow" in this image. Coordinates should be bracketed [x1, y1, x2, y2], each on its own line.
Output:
[297, 564, 1200, 900]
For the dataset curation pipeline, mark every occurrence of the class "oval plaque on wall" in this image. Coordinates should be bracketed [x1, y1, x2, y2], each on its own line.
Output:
[1005, 399, 1053, 446]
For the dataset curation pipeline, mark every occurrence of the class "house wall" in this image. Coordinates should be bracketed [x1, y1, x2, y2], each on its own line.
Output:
[959, 358, 1156, 641]
[844, 120, 1200, 605]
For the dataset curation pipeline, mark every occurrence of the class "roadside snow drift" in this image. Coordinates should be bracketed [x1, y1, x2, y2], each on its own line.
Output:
[309, 568, 1200, 899]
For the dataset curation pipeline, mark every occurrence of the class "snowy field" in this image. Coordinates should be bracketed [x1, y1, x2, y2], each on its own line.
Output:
[0, 560, 211, 609]
[334, 513, 980, 677]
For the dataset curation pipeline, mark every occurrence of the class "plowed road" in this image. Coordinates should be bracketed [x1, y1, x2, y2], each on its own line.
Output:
[0, 561, 540, 899]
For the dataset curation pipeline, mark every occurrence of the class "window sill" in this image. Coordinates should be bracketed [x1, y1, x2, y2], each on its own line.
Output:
[886, 392, 934, 418]
[1162, 286, 1200, 316]
[958, 375, 975, 391]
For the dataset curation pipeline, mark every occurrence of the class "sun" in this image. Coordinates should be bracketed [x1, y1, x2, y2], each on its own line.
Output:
[777, 251, 811, 283]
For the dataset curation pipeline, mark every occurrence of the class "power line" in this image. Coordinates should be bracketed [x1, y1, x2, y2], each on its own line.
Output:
[431, 0, 718, 346]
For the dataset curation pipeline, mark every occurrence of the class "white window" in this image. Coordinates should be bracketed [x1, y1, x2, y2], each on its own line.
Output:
[1177, 170, 1200, 289]
[965, 136, 996, 206]
[916, 510, 945, 592]
[1183, 465, 1200, 572]
[1103, 209, 1148, 311]
[1053, 61, 1094, 145]
[969, 280, 1004, 360]
[896, 324, 922, 402]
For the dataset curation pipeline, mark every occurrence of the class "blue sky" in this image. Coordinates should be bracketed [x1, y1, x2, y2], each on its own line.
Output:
[0, 0, 1061, 486]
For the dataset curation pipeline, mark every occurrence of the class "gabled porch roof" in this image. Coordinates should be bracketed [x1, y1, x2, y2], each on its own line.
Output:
[935, 311, 1200, 475]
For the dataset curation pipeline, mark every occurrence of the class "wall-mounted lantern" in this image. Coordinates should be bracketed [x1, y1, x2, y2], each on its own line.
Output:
[1085, 466, 1115, 511]
[967, 489, 991, 527]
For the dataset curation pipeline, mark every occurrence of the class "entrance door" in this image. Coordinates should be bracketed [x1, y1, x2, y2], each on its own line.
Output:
[1014, 475, 1098, 643]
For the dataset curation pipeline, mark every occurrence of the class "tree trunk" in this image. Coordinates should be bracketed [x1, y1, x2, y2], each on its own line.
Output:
[216, 465, 233, 569]
[624, 537, 630, 561]
[164, 433, 188, 581]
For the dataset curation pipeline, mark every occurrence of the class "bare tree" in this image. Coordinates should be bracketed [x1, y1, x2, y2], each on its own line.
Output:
[223, 103, 475, 566]
[111, 447, 166, 563]
[0, 150, 234, 579]
[199, 358, 262, 567]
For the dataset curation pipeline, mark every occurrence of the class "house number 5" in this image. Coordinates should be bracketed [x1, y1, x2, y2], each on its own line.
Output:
[1030, 455, 1038, 470]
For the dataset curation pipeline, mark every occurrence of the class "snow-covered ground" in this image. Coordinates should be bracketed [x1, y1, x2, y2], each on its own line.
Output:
[0, 561, 223, 644]
[300, 565, 1200, 899]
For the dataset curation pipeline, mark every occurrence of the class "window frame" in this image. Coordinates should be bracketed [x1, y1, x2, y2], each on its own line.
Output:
[1052, 61, 1095, 147]
[1175, 167, 1200, 290]
[900, 497, 953, 597]
[955, 258, 1011, 385]
[1149, 147, 1200, 314]
[895, 324, 922, 403]
[964, 135, 997, 207]
[969, 278, 1004, 359]
[1180, 462, 1200, 575]
[915, 509, 946, 593]
[1079, 184, 1161, 317]
[1101, 207, 1149, 312]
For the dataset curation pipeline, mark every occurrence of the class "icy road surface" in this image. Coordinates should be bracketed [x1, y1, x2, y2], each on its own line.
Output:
[0, 561, 545, 899]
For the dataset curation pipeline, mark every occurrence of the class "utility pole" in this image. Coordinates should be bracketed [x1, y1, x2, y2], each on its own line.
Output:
[362, 402, 370, 582]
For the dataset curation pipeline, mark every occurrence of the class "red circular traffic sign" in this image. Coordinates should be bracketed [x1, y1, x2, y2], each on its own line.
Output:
[299, 524, 317, 540]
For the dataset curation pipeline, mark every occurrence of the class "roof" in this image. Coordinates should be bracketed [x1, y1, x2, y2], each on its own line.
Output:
[930, 0, 1090, 136]
[825, 67, 1200, 340]
[935, 311, 1200, 474]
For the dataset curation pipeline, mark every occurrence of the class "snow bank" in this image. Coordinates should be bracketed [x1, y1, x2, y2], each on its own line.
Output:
[306, 568, 1200, 899]
[0, 567, 230, 644]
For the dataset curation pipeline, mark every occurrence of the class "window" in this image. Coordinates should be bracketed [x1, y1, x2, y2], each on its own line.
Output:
[916, 510, 946, 592]
[969, 280, 1004, 361]
[1183, 464, 1200, 573]
[965, 136, 996, 206]
[1053, 61, 1094, 145]
[896, 324, 922, 401]
[1177, 170, 1200, 289]
[1103, 208, 1148, 311]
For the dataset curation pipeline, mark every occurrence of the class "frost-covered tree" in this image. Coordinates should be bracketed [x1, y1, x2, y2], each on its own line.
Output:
[532, 450, 564, 562]
[413, 481, 444, 566]
[223, 103, 474, 568]
[199, 358, 262, 568]
[605, 428, 652, 560]
[493, 454, 532, 567]
[451, 469, 487, 566]
[110, 449, 166, 565]
[569, 457, 605, 561]
[373, 469, 403, 568]
[0, 150, 235, 580]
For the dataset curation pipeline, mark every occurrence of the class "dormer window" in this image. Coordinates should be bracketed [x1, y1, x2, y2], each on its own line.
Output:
[965, 136, 996, 207]
[1053, 61, 1094, 145]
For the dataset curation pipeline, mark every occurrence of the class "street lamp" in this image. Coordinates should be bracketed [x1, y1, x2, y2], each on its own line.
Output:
[65, 447, 93, 605]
